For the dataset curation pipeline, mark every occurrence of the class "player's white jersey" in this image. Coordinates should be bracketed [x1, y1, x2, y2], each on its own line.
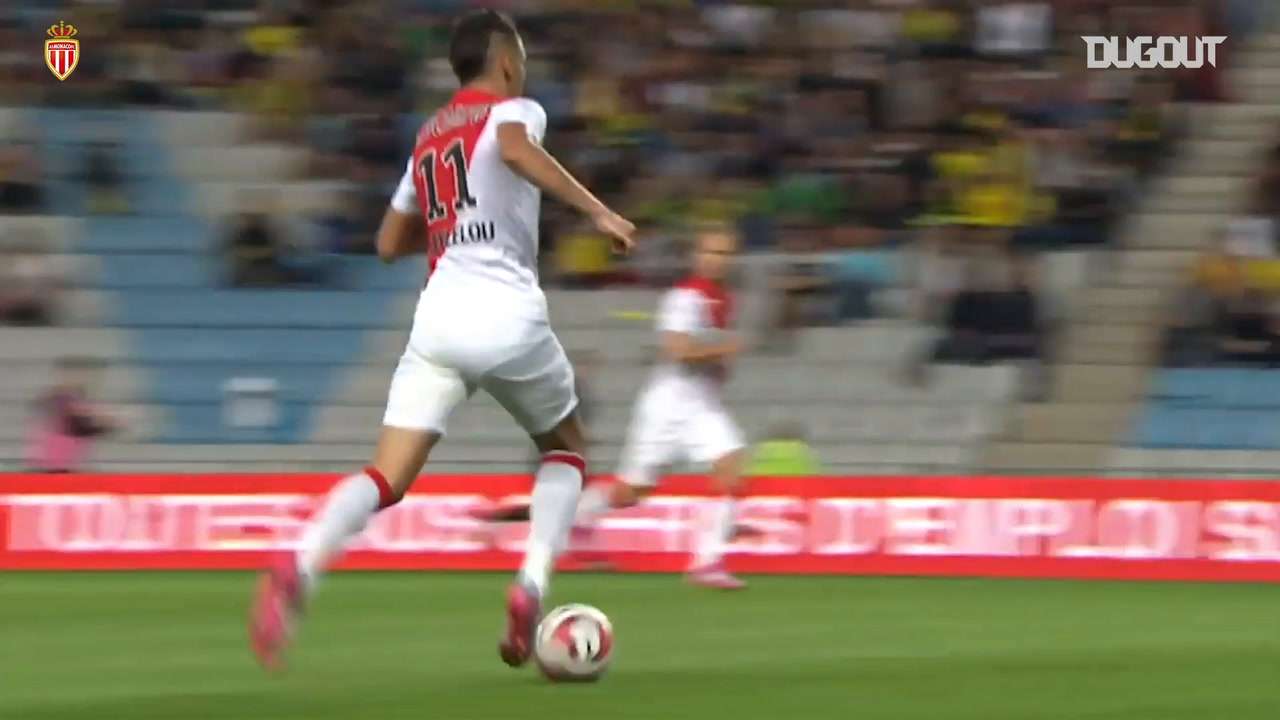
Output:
[391, 87, 548, 319]
[645, 276, 735, 402]
[380, 88, 577, 437]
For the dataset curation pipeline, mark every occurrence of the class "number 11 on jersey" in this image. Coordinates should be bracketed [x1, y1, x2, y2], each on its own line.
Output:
[419, 139, 479, 222]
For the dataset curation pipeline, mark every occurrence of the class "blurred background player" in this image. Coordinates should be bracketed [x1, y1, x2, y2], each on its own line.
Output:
[576, 225, 748, 589]
[248, 9, 635, 671]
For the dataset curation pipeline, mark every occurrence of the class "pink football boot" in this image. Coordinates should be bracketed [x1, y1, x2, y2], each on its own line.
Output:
[686, 560, 747, 590]
[249, 554, 305, 671]
[498, 581, 541, 667]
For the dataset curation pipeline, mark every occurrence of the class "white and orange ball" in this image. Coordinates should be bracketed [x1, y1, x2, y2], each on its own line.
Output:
[534, 604, 614, 682]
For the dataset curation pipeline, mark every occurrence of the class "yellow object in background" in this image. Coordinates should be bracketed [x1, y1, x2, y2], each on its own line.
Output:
[963, 110, 1007, 133]
[243, 25, 301, 56]
[932, 150, 987, 180]
[747, 439, 822, 477]
[902, 7, 961, 43]
[556, 232, 612, 277]
[1244, 259, 1280, 291]
[961, 183, 1026, 227]
[690, 195, 744, 224]
[1195, 254, 1242, 293]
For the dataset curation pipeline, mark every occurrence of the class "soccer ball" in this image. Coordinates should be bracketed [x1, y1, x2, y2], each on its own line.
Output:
[534, 603, 614, 682]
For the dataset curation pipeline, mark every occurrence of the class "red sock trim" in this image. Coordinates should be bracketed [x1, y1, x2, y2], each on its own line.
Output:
[541, 450, 586, 476]
[365, 466, 398, 509]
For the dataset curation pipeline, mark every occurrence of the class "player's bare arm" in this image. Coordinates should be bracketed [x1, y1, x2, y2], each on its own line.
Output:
[660, 330, 742, 364]
[375, 207, 420, 263]
[495, 122, 636, 253]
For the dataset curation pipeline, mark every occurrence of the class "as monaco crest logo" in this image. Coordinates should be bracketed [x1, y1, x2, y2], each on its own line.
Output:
[45, 21, 79, 81]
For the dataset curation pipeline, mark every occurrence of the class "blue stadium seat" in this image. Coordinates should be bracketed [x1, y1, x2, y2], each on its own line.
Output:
[90, 253, 425, 292]
[142, 363, 338, 404]
[91, 254, 216, 288]
[1214, 370, 1260, 407]
[131, 175, 191, 216]
[78, 217, 214, 253]
[1198, 409, 1244, 449]
[1134, 405, 1280, 449]
[343, 256, 424, 291]
[1147, 369, 1280, 410]
[1251, 373, 1280, 408]
[831, 250, 899, 286]
[57, 104, 402, 444]
[1149, 369, 1212, 403]
[157, 402, 311, 444]
[112, 290, 399, 328]
[131, 328, 369, 364]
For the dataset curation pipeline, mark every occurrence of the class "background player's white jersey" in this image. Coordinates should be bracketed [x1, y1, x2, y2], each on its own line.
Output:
[618, 276, 743, 485]
[392, 88, 548, 320]
[645, 276, 735, 403]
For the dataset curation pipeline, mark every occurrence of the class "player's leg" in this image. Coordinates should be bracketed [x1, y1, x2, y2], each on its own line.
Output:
[572, 479, 650, 526]
[554, 390, 689, 576]
[297, 351, 469, 587]
[477, 419, 665, 569]
[483, 333, 588, 667]
[293, 427, 442, 588]
[250, 351, 467, 669]
[477, 392, 672, 528]
[520, 410, 589, 597]
[559, 439, 666, 571]
[572, 391, 673, 528]
[685, 407, 749, 590]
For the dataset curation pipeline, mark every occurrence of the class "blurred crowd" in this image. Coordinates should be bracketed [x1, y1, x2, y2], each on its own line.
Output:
[0, 0, 1261, 356]
[1167, 132, 1280, 366]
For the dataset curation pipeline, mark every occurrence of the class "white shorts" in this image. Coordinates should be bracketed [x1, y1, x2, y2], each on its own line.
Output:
[382, 288, 577, 436]
[616, 384, 745, 488]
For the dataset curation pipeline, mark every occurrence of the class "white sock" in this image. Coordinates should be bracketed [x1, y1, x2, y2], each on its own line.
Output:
[296, 468, 395, 590]
[519, 451, 585, 596]
[573, 482, 614, 526]
[691, 497, 736, 570]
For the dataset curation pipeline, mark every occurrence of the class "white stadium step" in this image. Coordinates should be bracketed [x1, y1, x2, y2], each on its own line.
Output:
[155, 111, 247, 147]
[171, 144, 308, 182]
[0, 361, 144, 402]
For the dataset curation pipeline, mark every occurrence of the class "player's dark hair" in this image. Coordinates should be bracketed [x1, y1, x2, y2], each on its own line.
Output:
[449, 9, 519, 85]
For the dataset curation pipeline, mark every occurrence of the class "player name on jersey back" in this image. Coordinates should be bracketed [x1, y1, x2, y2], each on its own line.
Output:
[423, 103, 494, 139]
[428, 220, 496, 257]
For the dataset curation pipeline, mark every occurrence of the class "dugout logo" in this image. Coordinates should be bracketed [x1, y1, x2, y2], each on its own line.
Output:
[45, 20, 80, 81]
[1082, 35, 1226, 69]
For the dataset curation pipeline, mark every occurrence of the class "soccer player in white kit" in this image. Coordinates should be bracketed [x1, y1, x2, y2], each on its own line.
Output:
[573, 226, 750, 589]
[249, 9, 635, 671]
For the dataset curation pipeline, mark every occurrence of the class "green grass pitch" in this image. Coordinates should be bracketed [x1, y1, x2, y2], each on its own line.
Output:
[1, 573, 1274, 719]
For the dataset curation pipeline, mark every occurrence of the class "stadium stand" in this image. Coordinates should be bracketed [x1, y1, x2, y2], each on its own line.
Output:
[1108, 36, 1280, 477]
[2, 101, 1035, 473]
[2, 2, 1275, 478]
